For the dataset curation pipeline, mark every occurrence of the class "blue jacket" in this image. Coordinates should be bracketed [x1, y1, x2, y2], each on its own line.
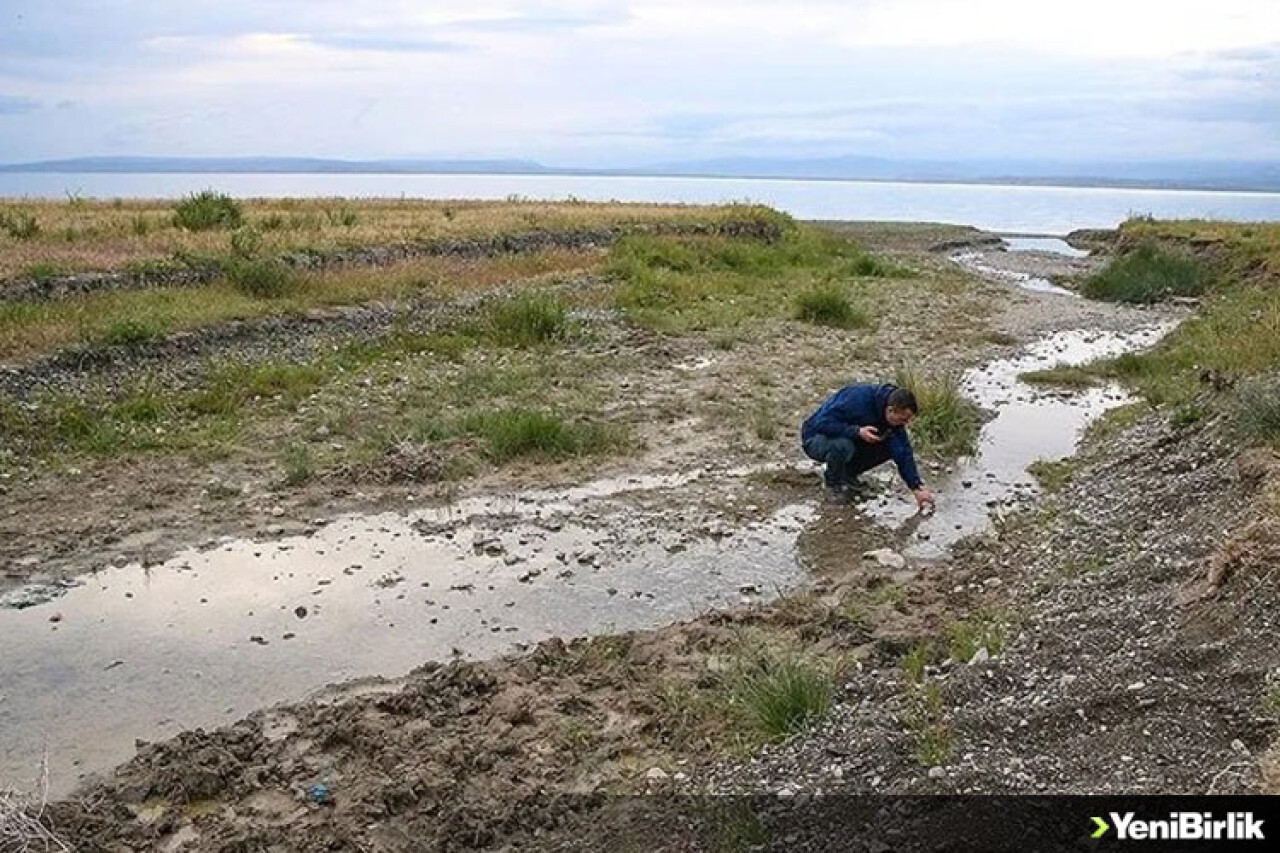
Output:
[802, 382, 924, 489]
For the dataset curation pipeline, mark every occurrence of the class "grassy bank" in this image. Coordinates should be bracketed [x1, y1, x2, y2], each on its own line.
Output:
[1029, 220, 1280, 438]
[0, 197, 787, 282]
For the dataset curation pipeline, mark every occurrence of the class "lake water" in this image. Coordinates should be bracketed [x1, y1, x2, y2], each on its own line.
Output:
[3, 173, 1280, 234]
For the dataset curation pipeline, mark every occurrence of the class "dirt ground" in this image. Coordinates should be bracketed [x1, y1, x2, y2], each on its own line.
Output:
[6, 223, 1277, 851]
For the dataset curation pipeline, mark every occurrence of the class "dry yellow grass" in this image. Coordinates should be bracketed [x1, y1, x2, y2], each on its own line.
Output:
[0, 247, 601, 363]
[0, 198, 781, 280]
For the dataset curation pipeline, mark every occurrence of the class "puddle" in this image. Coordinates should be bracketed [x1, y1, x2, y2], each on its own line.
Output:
[862, 325, 1173, 556]
[950, 250, 1079, 297]
[1001, 236, 1090, 258]
[0, 474, 810, 796]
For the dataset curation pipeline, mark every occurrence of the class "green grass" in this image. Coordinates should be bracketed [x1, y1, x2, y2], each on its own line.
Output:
[1020, 365, 1099, 389]
[1261, 685, 1280, 719]
[473, 292, 572, 347]
[900, 642, 933, 685]
[173, 190, 243, 231]
[1239, 374, 1280, 444]
[894, 366, 985, 458]
[25, 263, 62, 284]
[222, 256, 296, 298]
[1081, 242, 1214, 304]
[281, 441, 315, 485]
[729, 651, 834, 741]
[1027, 457, 1077, 493]
[606, 227, 899, 332]
[944, 608, 1011, 662]
[793, 283, 871, 329]
[189, 361, 326, 416]
[905, 682, 953, 768]
[0, 209, 40, 240]
[458, 408, 620, 461]
[97, 317, 166, 347]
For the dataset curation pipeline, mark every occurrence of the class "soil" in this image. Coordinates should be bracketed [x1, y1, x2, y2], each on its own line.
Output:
[7, 226, 1278, 851]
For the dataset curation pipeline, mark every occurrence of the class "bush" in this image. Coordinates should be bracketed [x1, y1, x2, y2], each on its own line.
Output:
[1082, 242, 1213, 304]
[173, 190, 243, 231]
[895, 366, 985, 457]
[223, 256, 295, 298]
[793, 283, 869, 328]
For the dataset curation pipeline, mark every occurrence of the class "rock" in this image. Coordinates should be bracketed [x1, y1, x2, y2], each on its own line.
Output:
[970, 647, 990, 664]
[645, 767, 669, 781]
[862, 548, 907, 570]
[928, 766, 946, 779]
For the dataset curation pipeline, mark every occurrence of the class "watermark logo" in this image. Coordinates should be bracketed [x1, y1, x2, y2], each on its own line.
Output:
[1091, 812, 1265, 841]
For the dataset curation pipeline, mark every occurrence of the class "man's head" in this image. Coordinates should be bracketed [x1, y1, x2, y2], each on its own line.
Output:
[885, 387, 918, 427]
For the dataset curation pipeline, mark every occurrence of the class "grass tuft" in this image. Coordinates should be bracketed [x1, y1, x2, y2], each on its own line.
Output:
[1239, 373, 1280, 444]
[222, 256, 296, 298]
[459, 408, 620, 461]
[99, 317, 166, 347]
[793, 283, 870, 329]
[894, 366, 985, 458]
[476, 293, 571, 347]
[0, 209, 41, 240]
[729, 651, 834, 741]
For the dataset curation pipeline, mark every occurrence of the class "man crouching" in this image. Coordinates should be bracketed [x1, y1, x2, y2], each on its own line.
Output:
[801, 382, 935, 510]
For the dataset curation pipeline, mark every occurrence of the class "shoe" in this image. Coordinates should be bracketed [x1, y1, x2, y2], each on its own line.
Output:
[842, 478, 872, 497]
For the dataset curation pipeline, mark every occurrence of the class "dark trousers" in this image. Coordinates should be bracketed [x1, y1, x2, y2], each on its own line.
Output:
[802, 434, 892, 488]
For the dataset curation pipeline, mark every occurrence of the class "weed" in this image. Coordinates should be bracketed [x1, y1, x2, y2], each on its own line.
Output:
[99, 318, 165, 347]
[222, 256, 295, 298]
[729, 650, 834, 741]
[905, 682, 953, 767]
[873, 583, 909, 611]
[0, 209, 41, 240]
[173, 190, 243, 231]
[1027, 457, 1077, 493]
[1261, 685, 1280, 718]
[282, 442, 315, 485]
[900, 642, 933, 685]
[229, 226, 264, 259]
[945, 608, 1011, 662]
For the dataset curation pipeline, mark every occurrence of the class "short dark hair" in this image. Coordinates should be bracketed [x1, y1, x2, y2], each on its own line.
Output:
[887, 387, 918, 413]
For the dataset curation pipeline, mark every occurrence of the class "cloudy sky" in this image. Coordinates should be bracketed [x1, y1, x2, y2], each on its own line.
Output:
[2, 0, 1279, 166]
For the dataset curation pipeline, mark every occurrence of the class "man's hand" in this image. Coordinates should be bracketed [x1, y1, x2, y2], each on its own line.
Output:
[858, 425, 883, 443]
[913, 486, 935, 511]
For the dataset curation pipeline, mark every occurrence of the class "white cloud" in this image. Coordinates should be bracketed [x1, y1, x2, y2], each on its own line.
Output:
[2, 1, 1279, 163]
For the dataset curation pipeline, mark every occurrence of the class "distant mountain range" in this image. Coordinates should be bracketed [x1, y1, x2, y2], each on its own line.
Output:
[2, 155, 1278, 192]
